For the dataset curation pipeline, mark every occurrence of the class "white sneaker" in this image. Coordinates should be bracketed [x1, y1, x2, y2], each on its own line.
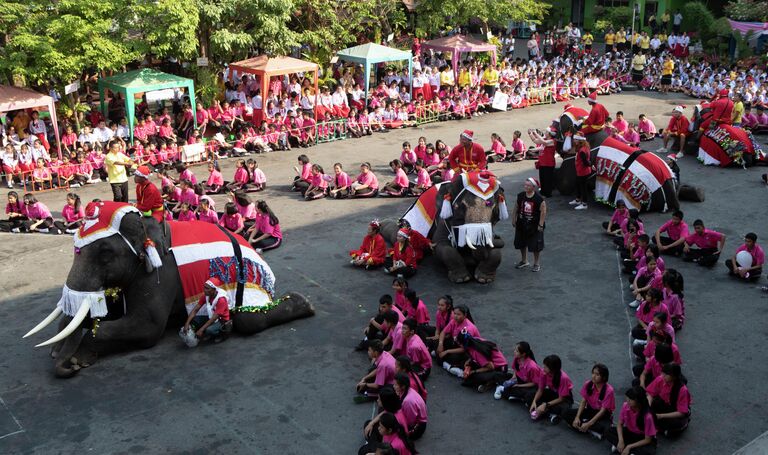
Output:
[38, 228, 49, 233]
[255, 248, 263, 254]
[589, 430, 603, 440]
[494, 385, 504, 400]
[448, 366, 464, 378]
[628, 298, 641, 308]
[611, 445, 617, 453]
[568, 199, 580, 205]
[676, 151, 684, 159]
[70, 183, 80, 188]
[11, 228, 20, 233]
[655, 147, 667, 153]
[632, 339, 647, 347]
[6, 182, 12, 189]
[442, 361, 451, 371]
[575, 203, 588, 210]
[65, 229, 76, 234]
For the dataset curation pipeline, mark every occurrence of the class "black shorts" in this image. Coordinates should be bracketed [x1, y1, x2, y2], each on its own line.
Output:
[661, 74, 672, 85]
[514, 226, 544, 252]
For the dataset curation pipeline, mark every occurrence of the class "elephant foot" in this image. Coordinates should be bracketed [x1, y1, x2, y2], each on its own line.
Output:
[475, 272, 496, 284]
[448, 270, 472, 283]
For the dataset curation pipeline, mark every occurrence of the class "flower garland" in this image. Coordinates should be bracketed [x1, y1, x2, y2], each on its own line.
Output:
[93, 287, 123, 337]
[232, 297, 283, 314]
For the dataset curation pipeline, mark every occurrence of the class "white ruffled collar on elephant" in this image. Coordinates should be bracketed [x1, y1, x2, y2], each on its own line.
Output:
[453, 223, 494, 248]
[57, 285, 109, 318]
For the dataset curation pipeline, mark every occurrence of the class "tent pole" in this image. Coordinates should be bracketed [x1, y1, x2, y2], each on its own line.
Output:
[187, 81, 197, 130]
[364, 64, 370, 106]
[408, 58, 413, 98]
[126, 89, 136, 145]
[314, 70, 318, 121]
[49, 98, 62, 160]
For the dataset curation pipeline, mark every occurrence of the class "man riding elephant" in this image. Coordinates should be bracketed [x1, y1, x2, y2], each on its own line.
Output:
[448, 130, 487, 173]
[23, 201, 314, 377]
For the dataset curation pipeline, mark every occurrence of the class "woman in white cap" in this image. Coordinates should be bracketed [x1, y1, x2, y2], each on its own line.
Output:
[384, 229, 418, 278]
[658, 106, 689, 159]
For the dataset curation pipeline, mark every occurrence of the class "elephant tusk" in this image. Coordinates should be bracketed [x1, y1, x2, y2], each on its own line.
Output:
[23, 307, 63, 338]
[466, 236, 477, 250]
[35, 302, 90, 348]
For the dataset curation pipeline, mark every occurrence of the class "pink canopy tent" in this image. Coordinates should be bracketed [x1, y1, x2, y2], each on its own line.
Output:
[421, 35, 498, 77]
[0, 86, 62, 158]
[727, 19, 768, 35]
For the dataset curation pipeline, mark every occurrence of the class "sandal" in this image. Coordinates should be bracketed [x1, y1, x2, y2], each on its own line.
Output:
[515, 261, 530, 269]
[531, 264, 541, 272]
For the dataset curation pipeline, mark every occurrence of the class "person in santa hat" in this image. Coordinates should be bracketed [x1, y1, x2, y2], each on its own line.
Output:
[512, 177, 547, 272]
[134, 165, 164, 222]
[579, 92, 609, 136]
[658, 106, 689, 159]
[699, 89, 733, 131]
[384, 229, 418, 278]
[571, 134, 593, 210]
[183, 277, 233, 343]
[448, 130, 487, 174]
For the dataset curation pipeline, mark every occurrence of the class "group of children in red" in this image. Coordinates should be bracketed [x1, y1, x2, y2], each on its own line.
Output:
[352, 273, 693, 455]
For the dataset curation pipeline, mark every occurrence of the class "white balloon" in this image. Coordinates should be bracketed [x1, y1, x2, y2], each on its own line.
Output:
[736, 250, 753, 268]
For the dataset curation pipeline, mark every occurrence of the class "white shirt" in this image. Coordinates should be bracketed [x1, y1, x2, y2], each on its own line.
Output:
[251, 95, 263, 110]
[28, 119, 47, 135]
[31, 145, 50, 162]
[94, 127, 114, 143]
[673, 14, 683, 25]
[78, 132, 98, 144]
[116, 125, 129, 139]
[332, 91, 348, 107]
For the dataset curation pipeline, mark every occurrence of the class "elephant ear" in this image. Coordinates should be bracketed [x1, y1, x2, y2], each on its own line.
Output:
[118, 213, 168, 268]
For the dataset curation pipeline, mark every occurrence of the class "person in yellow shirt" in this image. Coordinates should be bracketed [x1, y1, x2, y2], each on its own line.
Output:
[631, 32, 641, 53]
[660, 56, 674, 93]
[604, 29, 616, 52]
[658, 32, 668, 51]
[439, 66, 455, 90]
[582, 31, 594, 52]
[639, 32, 650, 53]
[458, 66, 471, 88]
[616, 28, 627, 52]
[661, 12, 670, 33]
[481, 64, 500, 97]
[105, 141, 134, 202]
[731, 93, 744, 127]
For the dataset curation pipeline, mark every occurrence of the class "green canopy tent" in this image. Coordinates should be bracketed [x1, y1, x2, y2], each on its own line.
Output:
[336, 43, 413, 102]
[97, 69, 196, 144]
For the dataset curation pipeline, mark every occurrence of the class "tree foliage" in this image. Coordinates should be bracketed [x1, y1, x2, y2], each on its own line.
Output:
[725, 0, 768, 22]
[414, 0, 550, 37]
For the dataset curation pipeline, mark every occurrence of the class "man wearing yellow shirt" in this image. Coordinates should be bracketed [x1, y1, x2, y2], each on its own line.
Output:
[105, 141, 134, 202]
[661, 12, 670, 32]
[481, 64, 500, 97]
[582, 31, 594, 52]
[631, 53, 646, 83]
[604, 29, 615, 52]
[439, 66, 455, 90]
[631, 32, 641, 53]
[660, 55, 674, 93]
[731, 93, 744, 127]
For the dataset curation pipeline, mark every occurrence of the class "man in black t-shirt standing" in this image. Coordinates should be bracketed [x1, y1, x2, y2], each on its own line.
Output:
[512, 177, 548, 272]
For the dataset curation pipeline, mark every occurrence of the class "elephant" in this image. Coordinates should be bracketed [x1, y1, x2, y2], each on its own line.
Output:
[23, 201, 314, 378]
[382, 171, 506, 284]
[552, 107, 680, 212]
[690, 104, 765, 168]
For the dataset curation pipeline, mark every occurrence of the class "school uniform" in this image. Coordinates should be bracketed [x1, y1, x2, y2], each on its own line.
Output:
[385, 243, 417, 278]
[205, 170, 224, 194]
[351, 171, 378, 197]
[632, 302, 670, 340]
[383, 168, 410, 196]
[501, 357, 542, 401]
[461, 342, 510, 389]
[605, 403, 657, 455]
[725, 243, 764, 282]
[563, 381, 615, 437]
[53, 204, 85, 232]
[424, 309, 450, 351]
[0, 201, 27, 232]
[22, 202, 55, 232]
[683, 229, 723, 266]
[251, 215, 282, 251]
[400, 387, 428, 440]
[524, 371, 574, 417]
[663, 289, 685, 331]
[218, 213, 244, 233]
[646, 376, 692, 435]
[440, 319, 480, 367]
[404, 334, 432, 381]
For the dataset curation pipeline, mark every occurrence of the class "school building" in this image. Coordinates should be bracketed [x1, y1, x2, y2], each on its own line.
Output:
[547, 0, 687, 31]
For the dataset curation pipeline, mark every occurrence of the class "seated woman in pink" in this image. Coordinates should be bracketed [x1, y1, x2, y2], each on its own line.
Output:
[247, 200, 282, 251]
[291, 154, 312, 195]
[246, 159, 266, 192]
[411, 160, 432, 196]
[31, 158, 53, 191]
[218, 202, 244, 235]
[328, 163, 351, 199]
[304, 164, 328, 201]
[486, 133, 508, 163]
[381, 160, 411, 197]
[21, 193, 55, 233]
[638, 114, 657, 141]
[350, 162, 379, 198]
[204, 162, 224, 194]
[196, 197, 219, 224]
[53, 192, 84, 234]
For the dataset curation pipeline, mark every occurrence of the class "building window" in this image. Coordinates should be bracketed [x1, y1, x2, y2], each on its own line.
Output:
[597, 0, 631, 7]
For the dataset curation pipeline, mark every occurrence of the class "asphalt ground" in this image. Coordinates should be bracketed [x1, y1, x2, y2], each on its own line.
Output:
[1, 91, 767, 455]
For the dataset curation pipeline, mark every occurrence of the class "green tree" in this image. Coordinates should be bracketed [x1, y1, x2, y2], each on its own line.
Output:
[725, 0, 768, 22]
[0, 0, 136, 86]
[196, 0, 297, 61]
[414, 0, 550, 37]
[119, 0, 200, 61]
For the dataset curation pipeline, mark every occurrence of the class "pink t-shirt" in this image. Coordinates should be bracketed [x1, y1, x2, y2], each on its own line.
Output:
[636, 301, 669, 325]
[62, 204, 85, 223]
[659, 220, 689, 241]
[356, 171, 379, 190]
[619, 402, 656, 437]
[236, 202, 257, 220]
[580, 380, 616, 412]
[25, 202, 52, 220]
[405, 335, 432, 372]
[299, 163, 312, 181]
[405, 299, 430, 325]
[400, 387, 428, 426]
[735, 243, 765, 267]
[88, 152, 105, 169]
[443, 318, 480, 339]
[180, 169, 197, 185]
[662, 288, 685, 323]
[538, 370, 573, 398]
[636, 266, 663, 290]
[638, 118, 657, 134]
[219, 213, 244, 232]
[251, 168, 267, 185]
[197, 208, 219, 224]
[310, 172, 327, 189]
[424, 152, 441, 167]
[179, 188, 199, 206]
[177, 210, 196, 221]
[206, 170, 224, 186]
[233, 167, 249, 185]
[512, 357, 541, 384]
[467, 342, 507, 369]
[512, 138, 526, 153]
[646, 376, 691, 414]
[387, 321, 404, 354]
[400, 150, 417, 164]
[435, 310, 450, 334]
[646, 321, 675, 342]
[382, 433, 411, 455]
[335, 171, 351, 188]
[257, 214, 282, 239]
[393, 168, 409, 187]
[685, 229, 723, 249]
[374, 351, 396, 387]
[643, 341, 682, 364]
[416, 169, 431, 187]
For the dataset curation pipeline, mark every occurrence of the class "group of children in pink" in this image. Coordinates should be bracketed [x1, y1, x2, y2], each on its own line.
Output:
[352, 273, 692, 455]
